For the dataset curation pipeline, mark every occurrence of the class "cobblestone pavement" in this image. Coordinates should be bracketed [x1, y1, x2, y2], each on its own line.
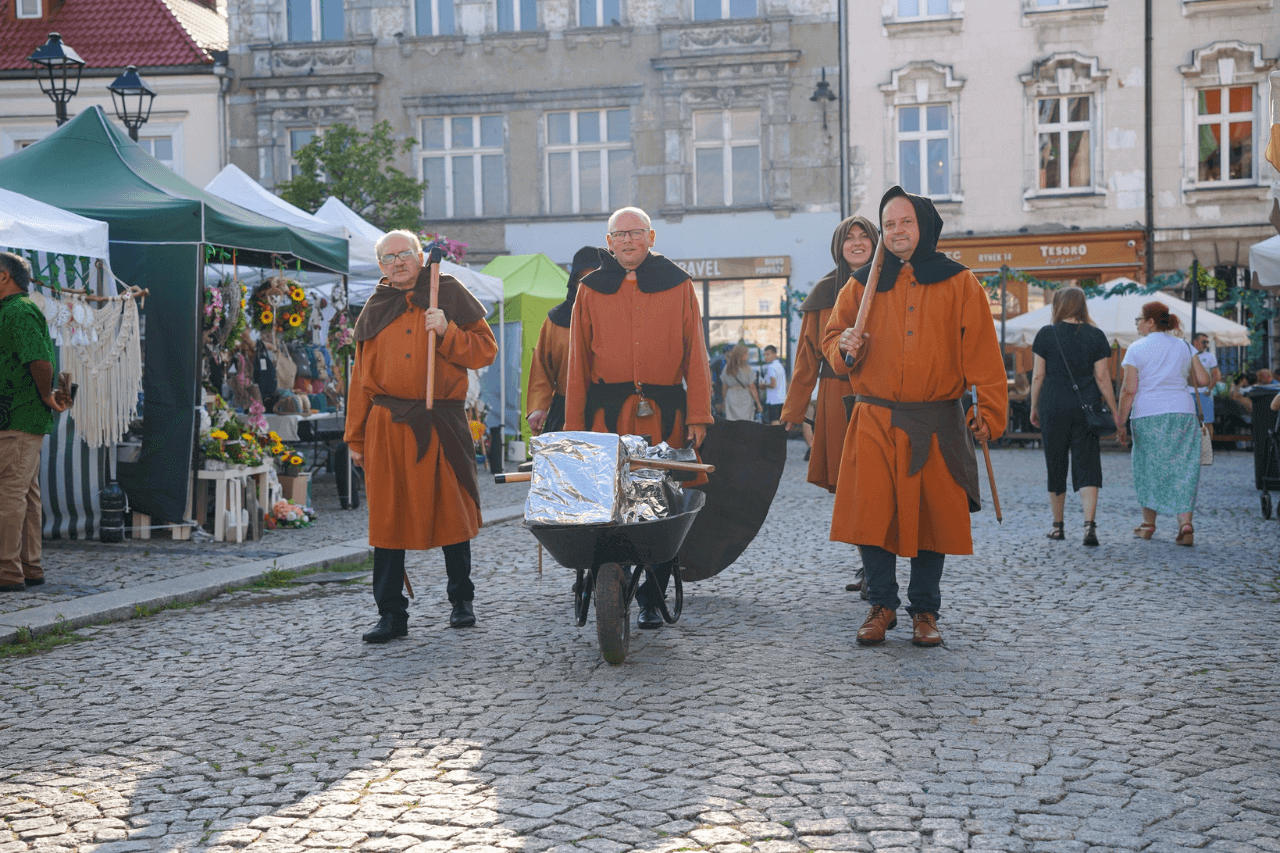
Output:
[0, 469, 530, 618]
[2, 442, 1278, 852]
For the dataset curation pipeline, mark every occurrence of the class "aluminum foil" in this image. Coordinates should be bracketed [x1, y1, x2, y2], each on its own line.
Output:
[622, 467, 681, 523]
[525, 432, 627, 525]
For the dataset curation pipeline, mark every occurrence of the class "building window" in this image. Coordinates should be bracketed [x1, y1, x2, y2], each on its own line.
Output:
[545, 109, 633, 215]
[693, 0, 757, 19]
[287, 0, 344, 42]
[692, 109, 761, 207]
[897, 105, 951, 198]
[16, 0, 42, 18]
[496, 0, 537, 30]
[1036, 95, 1092, 190]
[421, 116, 507, 219]
[1196, 85, 1253, 183]
[289, 128, 324, 177]
[895, 0, 948, 17]
[137, 136, 175, 171]
[416, 0, 455, 35]
[579, 0, 620, 26]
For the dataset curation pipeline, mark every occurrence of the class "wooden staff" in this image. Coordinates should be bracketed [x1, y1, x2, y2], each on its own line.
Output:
[495, 457, 715, 484]
[971, 384, 1002, 523]
[404, 250, 443, 601]
[850, 236, 889, 341]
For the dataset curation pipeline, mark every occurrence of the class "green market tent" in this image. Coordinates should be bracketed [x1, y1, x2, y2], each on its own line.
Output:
[480, 254, 568, 447]
[0, 107, 349, 524]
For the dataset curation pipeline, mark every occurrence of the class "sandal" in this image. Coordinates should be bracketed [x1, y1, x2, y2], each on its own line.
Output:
[1047, 521, 1065, 540]
[1083, 520, 1098, 547]
[1133, 523, 1156, 540]
[1175, 524, 1194, 546]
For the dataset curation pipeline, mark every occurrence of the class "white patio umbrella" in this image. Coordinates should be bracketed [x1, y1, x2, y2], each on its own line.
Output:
[1001, 278, 1251, 349]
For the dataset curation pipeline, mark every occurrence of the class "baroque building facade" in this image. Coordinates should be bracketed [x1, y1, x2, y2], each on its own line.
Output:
[843, 0, 1279, 370]
[225, 0, 843, 359]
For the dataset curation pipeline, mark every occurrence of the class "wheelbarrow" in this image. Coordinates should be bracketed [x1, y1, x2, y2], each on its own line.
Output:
[496, 459, 709, 663]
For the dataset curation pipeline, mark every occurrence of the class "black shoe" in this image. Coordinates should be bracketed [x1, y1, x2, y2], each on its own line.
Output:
[361, 615, 407, 644]
[803, 448, 811, 461]
[24, 577, 45, 588]
[637, 604, 663, 629]
[0, 582, 25, 593]
[1083, 520, 1099, 547]
[450, 600, 476, 628]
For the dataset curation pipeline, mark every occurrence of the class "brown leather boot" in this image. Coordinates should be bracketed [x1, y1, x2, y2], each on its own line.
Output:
[856, 605, 897, 645]
[911, 612, 942, 647]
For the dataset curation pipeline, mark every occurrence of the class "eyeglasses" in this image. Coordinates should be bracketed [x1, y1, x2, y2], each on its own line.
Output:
[379, 248, 418, 265]
[1134, 316, 1144, 323]
[608, 229, 649, 241]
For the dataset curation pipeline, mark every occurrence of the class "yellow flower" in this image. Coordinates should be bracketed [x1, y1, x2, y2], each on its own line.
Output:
[268, 431, 280, 442]
[210, 429, 228, 440]
[272, 443, 285, 455]
[260, 310, 273, 325]
[289, 455, 304, 466]
[289, 313, 303, 327]
[290, 287, 305, 302]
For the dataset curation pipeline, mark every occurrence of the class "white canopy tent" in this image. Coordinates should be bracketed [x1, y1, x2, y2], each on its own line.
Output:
[1249, 235, 1280, 288]
[1000, 278, 1252, 349]
[205, 165, 348, 241]
[0, 186, 112, 260]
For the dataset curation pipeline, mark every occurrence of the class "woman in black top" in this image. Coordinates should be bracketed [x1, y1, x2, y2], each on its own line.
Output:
[1029, 287, 1121, 545]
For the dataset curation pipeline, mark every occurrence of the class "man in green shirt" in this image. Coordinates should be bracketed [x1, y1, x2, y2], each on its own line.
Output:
[0, 252, 70, 592]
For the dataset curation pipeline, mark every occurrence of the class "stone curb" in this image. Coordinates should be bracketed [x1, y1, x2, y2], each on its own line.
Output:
[0, 503, 526, 646]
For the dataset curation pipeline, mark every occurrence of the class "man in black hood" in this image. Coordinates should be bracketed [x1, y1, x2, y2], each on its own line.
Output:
[526, 246, 600, 435]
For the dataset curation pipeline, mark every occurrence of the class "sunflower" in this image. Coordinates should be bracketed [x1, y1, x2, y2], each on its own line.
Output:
[290, 287, 305, 302]
[260, 309, 273, 325]
[271, 443, 285, 455]
[210, 429, 228, 440]
[268, 431, 280, 442]
[289, 455, 304, 467]
[289, 313, 303, 327]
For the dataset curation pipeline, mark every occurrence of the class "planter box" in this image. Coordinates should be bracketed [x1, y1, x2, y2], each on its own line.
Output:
[279, 473, 311, 506]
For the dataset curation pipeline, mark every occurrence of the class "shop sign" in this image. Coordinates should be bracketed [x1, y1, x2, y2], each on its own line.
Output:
[676, 255, 791, 279]
[938, 231, 1143, 275]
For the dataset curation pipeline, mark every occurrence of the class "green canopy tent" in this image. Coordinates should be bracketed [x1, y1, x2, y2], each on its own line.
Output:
[0, 107, 348, 524]
[479, 254, 568, 449]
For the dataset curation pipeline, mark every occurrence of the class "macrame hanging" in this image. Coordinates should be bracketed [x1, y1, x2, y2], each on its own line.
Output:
[43, 292, 144, 449]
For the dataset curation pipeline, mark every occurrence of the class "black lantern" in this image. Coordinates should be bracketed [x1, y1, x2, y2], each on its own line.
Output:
[107, 65, 157, 142]
[810, 68, 838, 132]
[27, 32, 86, 126]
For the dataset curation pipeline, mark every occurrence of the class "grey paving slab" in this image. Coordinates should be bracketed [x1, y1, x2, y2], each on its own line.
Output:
[1, 442, 1278, 853]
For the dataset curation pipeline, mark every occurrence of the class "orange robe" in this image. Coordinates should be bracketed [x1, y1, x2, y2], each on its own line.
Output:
[526, 318, 569, 418]
[821, 265, 1006, 557]
[780, 303, 852, 492]
[565, 271, 713, 463]
[345, 296, 498, 550]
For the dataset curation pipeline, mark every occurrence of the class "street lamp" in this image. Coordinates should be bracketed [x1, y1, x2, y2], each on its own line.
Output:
[810, 68, 837, 133]
[107, 65, 157, 142]
[27, 32, 86, 126]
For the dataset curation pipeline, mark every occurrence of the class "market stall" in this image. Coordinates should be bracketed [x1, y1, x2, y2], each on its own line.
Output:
[0, 107, 349, 527]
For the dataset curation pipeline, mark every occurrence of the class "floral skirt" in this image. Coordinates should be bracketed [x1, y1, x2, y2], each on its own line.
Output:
[1131, 412, 1201, 515]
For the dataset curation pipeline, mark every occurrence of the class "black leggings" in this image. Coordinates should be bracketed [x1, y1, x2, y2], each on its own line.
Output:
[1040, 407, 1102, 493]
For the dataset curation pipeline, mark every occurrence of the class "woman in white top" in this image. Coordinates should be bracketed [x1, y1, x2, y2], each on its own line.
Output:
[1115, 300, 1212, 546]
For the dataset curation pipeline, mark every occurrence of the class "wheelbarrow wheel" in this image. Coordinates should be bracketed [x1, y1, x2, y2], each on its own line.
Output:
[594, 562, 631, 665]
[1263, 492, 1272, 520]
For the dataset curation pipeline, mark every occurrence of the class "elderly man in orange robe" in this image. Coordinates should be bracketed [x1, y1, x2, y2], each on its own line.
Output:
[565, 206, 713, 630]
[822, 187, 1006, 648]
[526, 246, 600, 435]
[345, 230, 497, 643]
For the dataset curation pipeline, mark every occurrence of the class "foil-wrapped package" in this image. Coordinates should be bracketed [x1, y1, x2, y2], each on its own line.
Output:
[525, 432, 628, 525]
[622, 467, 681, 523]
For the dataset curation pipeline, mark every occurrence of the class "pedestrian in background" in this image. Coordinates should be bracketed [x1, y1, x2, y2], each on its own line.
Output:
[1028, 286, 1121, 546]
[345, 230, 498, 641]
[0, 252, 70, 593]
[1190, 332, 1221, 426]
[719, 343, 761, 421]
[526, 246, 600, 435]
[1115, 300, 1212, 547]
[759, 345, 786, 424]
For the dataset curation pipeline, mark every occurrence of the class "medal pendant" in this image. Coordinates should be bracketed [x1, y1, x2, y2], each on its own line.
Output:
[636, 397, 654, 418]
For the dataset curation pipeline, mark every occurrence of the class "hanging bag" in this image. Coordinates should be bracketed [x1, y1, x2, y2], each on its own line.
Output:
[1187, 342, 1213, 466]
[1052, 325, 1116, 436]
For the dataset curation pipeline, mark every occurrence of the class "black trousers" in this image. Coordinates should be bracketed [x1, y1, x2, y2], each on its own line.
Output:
[372, 542, 474, 620]
[1040, 407, 1102, 493]
[635, 557, 675, 610]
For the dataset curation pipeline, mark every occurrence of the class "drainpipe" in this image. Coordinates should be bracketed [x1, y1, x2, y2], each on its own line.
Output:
[1144, 0, 1154, 285]
[837, 0, 848, 218]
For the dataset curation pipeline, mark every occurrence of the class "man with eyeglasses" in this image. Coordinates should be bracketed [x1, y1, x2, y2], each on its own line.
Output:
[344, 230, 497, 642]
[564, 206, 713, 630]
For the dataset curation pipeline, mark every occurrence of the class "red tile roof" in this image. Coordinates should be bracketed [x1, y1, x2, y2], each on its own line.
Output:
[0, 0, 228, 71]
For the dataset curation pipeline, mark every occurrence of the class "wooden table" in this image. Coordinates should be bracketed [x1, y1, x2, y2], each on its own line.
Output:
[194, 463, 271, 542]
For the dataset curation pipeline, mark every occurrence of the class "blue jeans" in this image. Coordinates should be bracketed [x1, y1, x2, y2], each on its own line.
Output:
[857, 545, 945, 616]
[1194, 392, 1214, 424]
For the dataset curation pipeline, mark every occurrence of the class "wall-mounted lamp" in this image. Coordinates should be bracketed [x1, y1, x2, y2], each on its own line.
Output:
[810, 68, 837, 133]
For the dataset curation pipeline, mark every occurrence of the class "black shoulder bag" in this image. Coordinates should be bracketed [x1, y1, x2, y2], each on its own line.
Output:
[1052, 325, 1116, 436]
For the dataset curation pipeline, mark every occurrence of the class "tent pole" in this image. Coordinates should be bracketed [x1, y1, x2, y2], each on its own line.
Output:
[499, 293, 506, 466]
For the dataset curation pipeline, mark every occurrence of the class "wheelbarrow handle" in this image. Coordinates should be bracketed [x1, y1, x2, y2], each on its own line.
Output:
[493, 458, 714, 484]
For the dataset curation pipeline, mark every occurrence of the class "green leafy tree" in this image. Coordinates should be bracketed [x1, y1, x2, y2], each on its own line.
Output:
[276, 121, 426, 231]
